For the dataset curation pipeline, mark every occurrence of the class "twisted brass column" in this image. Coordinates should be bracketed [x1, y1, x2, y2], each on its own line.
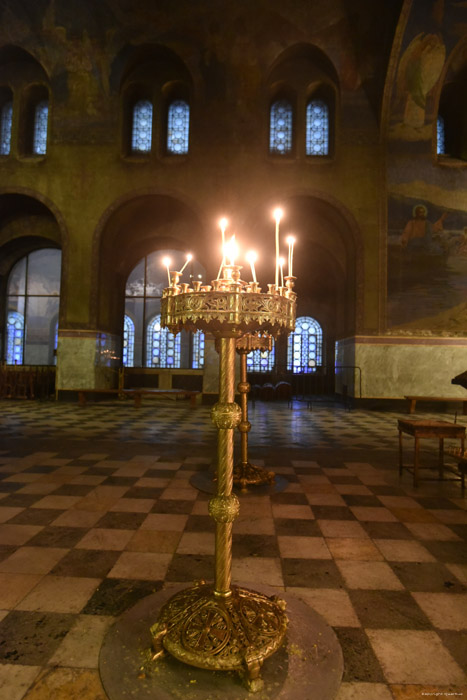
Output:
[150, 269, 295, 692]
[234, 346, 275, 491]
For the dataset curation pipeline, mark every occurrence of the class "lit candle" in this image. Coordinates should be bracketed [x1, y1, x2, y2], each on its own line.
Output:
[279, 256, 285, 287]
[286, 235, 295, 277]
[162, 256, 171, 286]
[246, 251, 258, 283]
[217, 217, 229, 280]
[179, 253, 192, 275]
[273, 208, 283, 288]
[224, 235, 238, 266]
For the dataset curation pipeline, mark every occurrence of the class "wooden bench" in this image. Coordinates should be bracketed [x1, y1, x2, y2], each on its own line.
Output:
[61, 388, 200, 408]
[123, 388, 200, 408]
[405, 395, 467, 415]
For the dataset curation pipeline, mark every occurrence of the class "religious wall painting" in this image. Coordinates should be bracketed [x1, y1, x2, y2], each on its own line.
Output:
[390, 32, 446, 142]
[387, 195, 467, 329]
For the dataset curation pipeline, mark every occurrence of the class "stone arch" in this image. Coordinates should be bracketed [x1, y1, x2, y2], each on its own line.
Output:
[93, 191, 209, 332]
[242, 192, 363, 371]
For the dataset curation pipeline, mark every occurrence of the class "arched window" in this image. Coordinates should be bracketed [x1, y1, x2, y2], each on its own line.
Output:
[6, 311, 24, 365]
[123, 315, 135, 367]
[269, 100, 293, 155]
[167, 100, 189, 154]
[246, 342, 275, 372]
[437, 115, 445, 155]
[131, 99, 153, 153]
[124, 251, 206, 368]
[0, 99, 12, 155]
[4, 248, 61, 365]
[32, 99, 48, 155]
[287, 316, 322, 373]
[192, 330, 205, 368]
[146, 314, 180, 368]
[306, 99, 329, 156]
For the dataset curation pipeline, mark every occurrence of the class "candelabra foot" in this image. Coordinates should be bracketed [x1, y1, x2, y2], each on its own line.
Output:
[233, 461, 276, 491]
[149, 581, 287, 693]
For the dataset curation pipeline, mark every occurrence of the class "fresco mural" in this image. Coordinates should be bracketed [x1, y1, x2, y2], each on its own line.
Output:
[387, 195, 467, 328]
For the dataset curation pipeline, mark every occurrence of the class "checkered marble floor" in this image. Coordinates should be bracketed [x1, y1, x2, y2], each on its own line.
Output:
[0, 398, 466, 700]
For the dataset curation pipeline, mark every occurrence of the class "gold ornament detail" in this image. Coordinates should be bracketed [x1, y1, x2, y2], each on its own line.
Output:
[211, 402, 242, 429]
[150, 583, 288, 692]
[209, 494, 240, 522]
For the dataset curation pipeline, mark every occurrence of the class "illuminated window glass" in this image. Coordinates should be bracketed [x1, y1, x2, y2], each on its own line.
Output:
[192, 330, 205, 368]
[146, 314, 180, 368]
[306, 99, 329, 156]
[246, 342, 275, 372]
[269, 100, 293, 155]
[131, 100, 153, 153]
[0, 100, 12, 155]
[287, 316, 322, 373]
[167, 100, 189, 154]
[6, 311, 24, 365]
[5, 250, 61, 365]
[437, 115, 445, 155]
[123, 315, 135, 367]
[33, 100, 48, 155]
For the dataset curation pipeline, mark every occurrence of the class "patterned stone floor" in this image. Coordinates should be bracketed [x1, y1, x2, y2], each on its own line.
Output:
[0, 397, 466, 700]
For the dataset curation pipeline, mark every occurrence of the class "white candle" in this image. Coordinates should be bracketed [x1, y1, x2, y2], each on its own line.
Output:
[179, 253, 192, 275]
[286, 235, 295, 277]
[162, 256, 171, 285]
[246, 251, 258, 283]
[273, 208, 283, 287]
[279, 256, 285, 287]
[217, 217, 229, 280]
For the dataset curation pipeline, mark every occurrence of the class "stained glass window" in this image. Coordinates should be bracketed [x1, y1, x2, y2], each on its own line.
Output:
[287, 316, 322, 374]
[146, 314, 180, 368]
[192, 330, 205, 368]
[123, 315, 135, 367]
[32, 100, 48, 155]
[306, 99, 329, 156]
[246, 343, 275, 372]
[269, 100, 293, 155]
[131, 100, 153, 153]
[167, 100, 189, 154]
[437, 115, 445, 155]
[0, 100, 12, 155]
[6, 311, 24, 365]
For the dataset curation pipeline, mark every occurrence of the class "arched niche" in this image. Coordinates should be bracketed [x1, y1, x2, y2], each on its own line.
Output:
[242, 194, 361, 367]
[94, 193, 209, 333]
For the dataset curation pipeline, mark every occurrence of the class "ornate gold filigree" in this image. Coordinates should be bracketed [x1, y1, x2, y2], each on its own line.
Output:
[209, 494, 240, 522]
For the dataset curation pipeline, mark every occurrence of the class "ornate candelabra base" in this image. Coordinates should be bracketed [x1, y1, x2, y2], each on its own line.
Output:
[233, 460, 276, 491]
[150, 581, 288, 693]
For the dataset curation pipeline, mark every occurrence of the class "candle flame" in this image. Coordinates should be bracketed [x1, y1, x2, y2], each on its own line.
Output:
[273, 207, 283, 223]
[162, 256, 171, 268]
[219, 217, 228, 231]
[224, 235, 238, 265]
[246, 251, 257, 264]
[279, 256, 285, 266]
[286, 235, 295, 245]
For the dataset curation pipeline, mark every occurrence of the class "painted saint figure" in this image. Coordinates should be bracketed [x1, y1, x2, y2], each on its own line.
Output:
[400, 204, 445, 254]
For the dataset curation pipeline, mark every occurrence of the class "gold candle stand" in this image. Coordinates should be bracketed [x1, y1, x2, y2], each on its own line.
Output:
[235, 332, 276, 491]
[150, 267, 296, 692]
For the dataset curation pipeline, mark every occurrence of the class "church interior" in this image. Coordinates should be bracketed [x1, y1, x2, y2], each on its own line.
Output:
[0, 1, 466, 698]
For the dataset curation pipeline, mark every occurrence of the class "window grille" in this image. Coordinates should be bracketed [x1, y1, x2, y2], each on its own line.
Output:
[131, 100, 153, 153]
[32, 100, 48, 155]
[287, 316, 322, 373]
[0, 100, 12, 155]
[269, 100, 293, 155]
[167, 100, 189, 154]
[306, 99, 329, 156]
